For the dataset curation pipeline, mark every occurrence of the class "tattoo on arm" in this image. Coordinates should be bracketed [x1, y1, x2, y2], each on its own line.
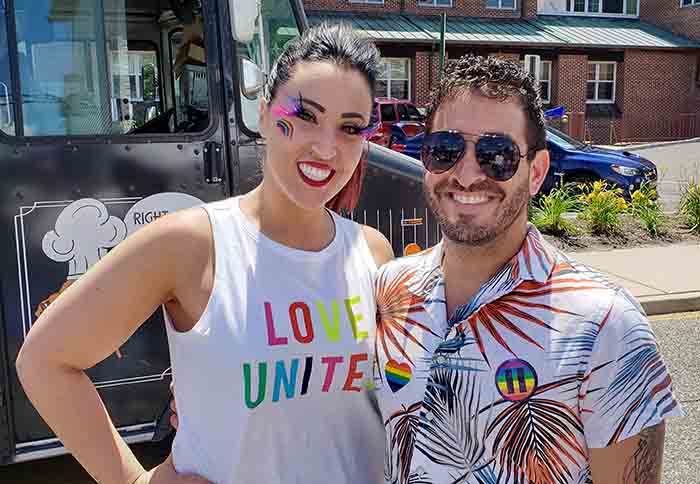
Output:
[622, 425, 664, 484]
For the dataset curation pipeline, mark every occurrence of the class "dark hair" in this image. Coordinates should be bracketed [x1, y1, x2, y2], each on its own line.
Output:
[263, 22, 380, 212]
[425, 55, 547, 159]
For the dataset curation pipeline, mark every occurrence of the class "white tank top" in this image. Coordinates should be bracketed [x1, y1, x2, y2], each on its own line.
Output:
[165, 197, 384, 484]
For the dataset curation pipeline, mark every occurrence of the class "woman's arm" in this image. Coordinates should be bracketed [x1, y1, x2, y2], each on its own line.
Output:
[16, 208, 212, 484]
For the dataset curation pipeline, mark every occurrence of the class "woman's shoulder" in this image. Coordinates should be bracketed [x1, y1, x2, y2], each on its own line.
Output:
[359, 224, 394, 267]
[132, 206, 213, 277]
[332, 214, 394, 267]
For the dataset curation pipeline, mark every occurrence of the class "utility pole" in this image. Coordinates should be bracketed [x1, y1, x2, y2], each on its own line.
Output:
[438, 12, 446, 79]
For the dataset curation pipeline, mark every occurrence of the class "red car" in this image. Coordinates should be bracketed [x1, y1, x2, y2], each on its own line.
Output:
[369, 98, 425, 147]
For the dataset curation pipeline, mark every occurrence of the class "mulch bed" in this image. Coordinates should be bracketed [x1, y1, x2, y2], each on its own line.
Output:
[541, 214, 700, 253]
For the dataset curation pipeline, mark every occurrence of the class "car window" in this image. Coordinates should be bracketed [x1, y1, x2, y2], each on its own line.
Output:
[8, 0, 211, 137]
[546, 126, 587, 150]
[380, 103, 395, 122]
[405, 104, 422, 120]
[397, 103, 423, 122]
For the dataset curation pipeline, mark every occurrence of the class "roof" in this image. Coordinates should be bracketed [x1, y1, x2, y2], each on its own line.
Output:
[308, 11, 433, 43]
[528, 16, 700, 49]
[307, 12, 700, 50]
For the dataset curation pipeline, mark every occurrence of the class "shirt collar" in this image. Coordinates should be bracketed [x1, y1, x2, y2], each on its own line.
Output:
[424, 224, 557, 285]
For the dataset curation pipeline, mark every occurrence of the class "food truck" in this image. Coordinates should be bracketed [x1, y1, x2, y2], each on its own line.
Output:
[0, 0, 438, 464]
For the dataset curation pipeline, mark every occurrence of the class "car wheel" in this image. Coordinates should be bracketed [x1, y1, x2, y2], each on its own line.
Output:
[568, 173, 598, 190]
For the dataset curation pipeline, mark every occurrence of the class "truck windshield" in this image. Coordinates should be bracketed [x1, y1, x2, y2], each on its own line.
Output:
[237, 0, 300, 134]
[4, 0, 213, 137]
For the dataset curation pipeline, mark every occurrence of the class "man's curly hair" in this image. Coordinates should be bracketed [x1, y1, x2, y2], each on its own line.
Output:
[425, 55, 547, 160]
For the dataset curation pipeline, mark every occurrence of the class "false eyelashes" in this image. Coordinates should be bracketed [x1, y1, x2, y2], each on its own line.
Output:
[357, 122, 380, 140]
[271, 96, 304, 118]
[273, 93, 377, 139]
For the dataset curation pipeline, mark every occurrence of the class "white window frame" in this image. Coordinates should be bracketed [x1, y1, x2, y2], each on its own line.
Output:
[486, 0, 518, 9]
[377, 57, 412, 101]
[586, 61, 616, 104]
[681, 0, 700, 7]
[349, 0, 384, 4]
[539, 0, 639, 17]
[520, 59, 552, 104]
[540, 60, 552, 103]
[418, 0, 453, 6]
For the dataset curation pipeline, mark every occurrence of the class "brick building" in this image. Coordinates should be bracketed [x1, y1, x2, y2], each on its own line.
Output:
[306, 0, 700, 143]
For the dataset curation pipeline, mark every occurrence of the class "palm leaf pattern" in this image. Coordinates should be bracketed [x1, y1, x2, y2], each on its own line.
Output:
[485, 392, 587, 484]
[447, 243, 608, 367]
[460, 275, 591, 366]
[416, 367, 495, 484]
[385, 402, 423, 484]
[375, 266, 441, 370]
[599, 320, 680, 445]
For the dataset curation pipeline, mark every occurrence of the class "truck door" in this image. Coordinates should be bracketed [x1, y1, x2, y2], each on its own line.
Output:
[0, 0, 233, 462]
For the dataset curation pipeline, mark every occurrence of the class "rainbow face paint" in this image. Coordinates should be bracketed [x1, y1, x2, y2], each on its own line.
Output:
[276, 118, 294, 138]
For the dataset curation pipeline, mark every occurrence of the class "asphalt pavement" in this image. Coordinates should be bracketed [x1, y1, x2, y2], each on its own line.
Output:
[1, 312, 698, 483]
[649, 312, 700, 484]
[624, 139, 700, 213]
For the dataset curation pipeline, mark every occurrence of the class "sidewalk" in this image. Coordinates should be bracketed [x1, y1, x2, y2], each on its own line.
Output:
[570, 244, 700, 316]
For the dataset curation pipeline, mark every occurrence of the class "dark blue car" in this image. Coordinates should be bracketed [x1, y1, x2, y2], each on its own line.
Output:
[388, 123, 658, 199]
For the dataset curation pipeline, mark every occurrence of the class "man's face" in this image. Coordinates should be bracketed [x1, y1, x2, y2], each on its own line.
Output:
[424, 91, 549, 246]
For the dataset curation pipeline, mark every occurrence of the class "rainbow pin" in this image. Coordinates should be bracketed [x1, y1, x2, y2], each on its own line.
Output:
[495, 359, 538, 402]
[385, 359, 412, 393]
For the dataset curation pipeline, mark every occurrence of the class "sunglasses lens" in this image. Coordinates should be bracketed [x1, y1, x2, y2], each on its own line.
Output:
[421, 132, 465, 174]
[476, 135, 520, 182]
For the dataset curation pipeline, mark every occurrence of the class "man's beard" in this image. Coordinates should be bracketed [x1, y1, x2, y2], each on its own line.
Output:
[424, 177, 530, 247]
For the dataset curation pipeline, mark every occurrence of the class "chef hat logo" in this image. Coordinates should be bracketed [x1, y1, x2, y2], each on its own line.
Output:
[42, 199, 127, 279]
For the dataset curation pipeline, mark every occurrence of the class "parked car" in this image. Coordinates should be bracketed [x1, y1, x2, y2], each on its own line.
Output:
[369, 98, 425, 147]
[388, 124, 658, 199]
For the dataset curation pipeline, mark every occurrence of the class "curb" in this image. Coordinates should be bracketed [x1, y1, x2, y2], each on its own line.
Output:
[638, 292, 700, 316]
[597, 137, 700, 152]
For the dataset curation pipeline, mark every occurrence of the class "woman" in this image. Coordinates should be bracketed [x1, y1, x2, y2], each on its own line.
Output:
[16, 23, 393, 484]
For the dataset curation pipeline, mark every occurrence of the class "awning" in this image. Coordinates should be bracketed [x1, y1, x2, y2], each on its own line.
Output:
[307, 12, 700, 50]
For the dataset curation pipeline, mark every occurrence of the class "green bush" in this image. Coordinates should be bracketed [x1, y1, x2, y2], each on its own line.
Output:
[630, 182, 665, 237]
[679, 179, 700, 233]
[530, 183, 580, 235]
[578, 180, 628, 235]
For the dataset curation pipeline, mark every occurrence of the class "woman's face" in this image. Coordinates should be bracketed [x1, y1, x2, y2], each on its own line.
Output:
[259, 61, 374, 211]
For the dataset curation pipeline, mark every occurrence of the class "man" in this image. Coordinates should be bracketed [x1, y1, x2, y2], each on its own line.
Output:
[373, 55, 682, 484]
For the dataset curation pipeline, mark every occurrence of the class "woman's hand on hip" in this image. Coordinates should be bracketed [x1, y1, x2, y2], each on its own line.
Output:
[134, 455, 212, 484]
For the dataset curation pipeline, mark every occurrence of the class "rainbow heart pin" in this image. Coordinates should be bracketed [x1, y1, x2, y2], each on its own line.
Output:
[385, 359, 412, 393]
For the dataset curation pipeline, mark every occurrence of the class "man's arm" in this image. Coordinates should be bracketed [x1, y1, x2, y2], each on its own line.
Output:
[589, 422, 665, 484]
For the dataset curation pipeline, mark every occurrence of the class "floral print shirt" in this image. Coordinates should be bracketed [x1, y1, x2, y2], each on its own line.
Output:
[373, 225, 682, 484]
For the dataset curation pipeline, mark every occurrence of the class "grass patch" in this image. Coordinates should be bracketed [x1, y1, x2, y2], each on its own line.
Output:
[530, 183, 580, 236]
[630, 182, 666, 237]
[679, 179, 700, 233]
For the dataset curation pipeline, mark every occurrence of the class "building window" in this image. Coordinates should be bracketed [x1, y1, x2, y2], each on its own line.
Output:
[566, 0, 638, 15]
[520, 59, 552, 103]
[377, 58, 411, 100]
[540, 61, 552, 103]
[419, 0, 453, 6]
[587, 62, 616, 104]
[681, 0, 700, 6]
[349, 0, 384, 4]
[487, 0, 517, 8]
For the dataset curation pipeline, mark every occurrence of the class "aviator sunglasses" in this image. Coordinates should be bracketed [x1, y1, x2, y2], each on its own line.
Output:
[420, 130, 539, 182]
